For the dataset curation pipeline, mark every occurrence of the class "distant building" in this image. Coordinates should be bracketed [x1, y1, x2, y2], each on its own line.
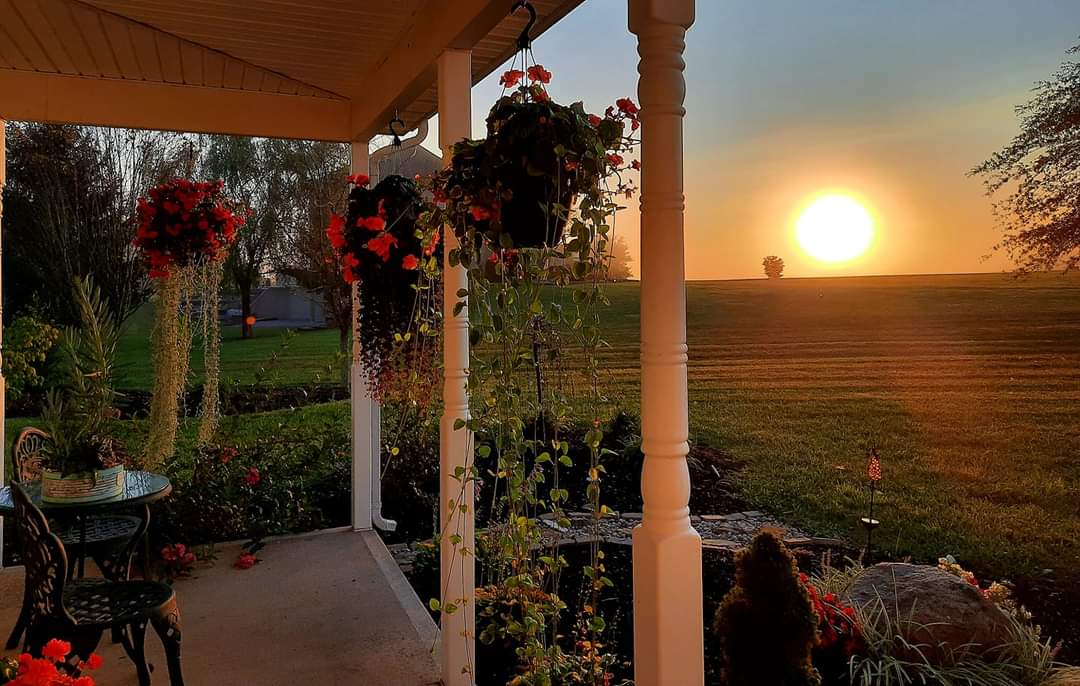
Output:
[225, 287, 326, 329]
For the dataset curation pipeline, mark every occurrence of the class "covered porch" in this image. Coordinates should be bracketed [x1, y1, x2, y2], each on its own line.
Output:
[0, 0, 702, 684]
[0, 529, 439, 685]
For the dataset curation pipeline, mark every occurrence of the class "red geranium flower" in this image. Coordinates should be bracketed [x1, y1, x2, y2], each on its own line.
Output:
[588, 114, 602, 127]
[361, 215, 386, 232]
[499, 69, 525, 88]
[234, 553, 258, 570]
[401, 254, 419, 270]
[41, 639, 71, 662]
[527, 64, 552, 84]
[607, 153, 624, 166]
[346, 174, 370, 186]
[616, 97, 639, 115]
[366, 233, 398, 262]
[470, 204, 495, 222]
[631, 159, 641, 171]
[244, 467, 261, 487]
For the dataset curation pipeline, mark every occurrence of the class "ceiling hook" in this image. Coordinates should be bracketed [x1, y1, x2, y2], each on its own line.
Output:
[511, 1, 536, 51]
[388, 115, 406, 147]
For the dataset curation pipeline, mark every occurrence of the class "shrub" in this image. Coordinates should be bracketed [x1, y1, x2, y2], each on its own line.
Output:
[3, 313, 59, 400]
[715, 530, 822, 686]
[152, 416, 351, 548]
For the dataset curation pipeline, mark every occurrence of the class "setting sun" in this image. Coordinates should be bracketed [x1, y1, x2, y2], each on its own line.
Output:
[795, 193, 875, 264]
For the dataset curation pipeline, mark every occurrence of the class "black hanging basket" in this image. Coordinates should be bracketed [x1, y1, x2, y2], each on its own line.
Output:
[341, 175, 433, 380]
[445, 96, 606, 250]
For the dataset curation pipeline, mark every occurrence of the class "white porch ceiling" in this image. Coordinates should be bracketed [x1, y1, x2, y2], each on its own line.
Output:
[0, 0, 584, 141]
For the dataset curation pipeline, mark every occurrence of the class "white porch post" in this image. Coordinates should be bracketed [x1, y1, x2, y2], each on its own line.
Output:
[437, 48, 476, 686]
[350, 140, 375, 532]
[629, 2, 702, 686]
[0, 119, 6, 569]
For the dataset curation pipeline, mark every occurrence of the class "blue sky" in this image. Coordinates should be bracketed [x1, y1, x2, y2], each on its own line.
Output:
[434, 0, 1080, 279]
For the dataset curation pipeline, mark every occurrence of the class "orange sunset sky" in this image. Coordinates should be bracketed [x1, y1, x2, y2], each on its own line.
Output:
[426, 0, 1080, 280]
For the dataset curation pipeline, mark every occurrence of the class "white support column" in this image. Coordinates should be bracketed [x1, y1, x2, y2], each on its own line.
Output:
[0, 119, 6, 569]
[350, 141, 375, 532]
[628, 2, 702, 686]
[437, 48, 475, 686]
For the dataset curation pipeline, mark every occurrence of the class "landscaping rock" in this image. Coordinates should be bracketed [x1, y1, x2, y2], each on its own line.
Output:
[843, 563, 1013, 663]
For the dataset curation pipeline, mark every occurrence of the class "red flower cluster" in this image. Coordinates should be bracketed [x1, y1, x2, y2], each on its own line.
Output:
[500, 69, 525, 88]
[326, 176, 419, 283]
[527, 64, 552, 84]
[134, 179, 243, 279]
[244, 466, 261, 487]
[161, 543, 197, 568]
[800, 573, 861, 656]
[7, 639, 101, 685]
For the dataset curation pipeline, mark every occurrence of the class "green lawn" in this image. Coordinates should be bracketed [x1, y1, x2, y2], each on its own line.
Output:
[10, 272, 1080, 579]
[114, 305, 347, 390]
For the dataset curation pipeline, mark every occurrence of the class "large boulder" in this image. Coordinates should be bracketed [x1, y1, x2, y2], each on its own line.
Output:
[842, 562, 1012, 664]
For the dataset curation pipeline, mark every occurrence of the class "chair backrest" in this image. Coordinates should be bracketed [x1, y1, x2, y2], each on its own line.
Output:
[13, 427, 50, 482]
[9, 481, 74, 626]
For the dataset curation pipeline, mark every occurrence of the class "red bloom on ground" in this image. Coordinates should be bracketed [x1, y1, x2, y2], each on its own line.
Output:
[233, 553, 258, 570]
[527, 64, 552, 84]
[401, 254, 419, 270]
[41, 639, 71, 662]
[244, 467, 261, 487]
[84, 654, 103, 671]
[499, 69, 525, 88]
[346, 174, 370, 186]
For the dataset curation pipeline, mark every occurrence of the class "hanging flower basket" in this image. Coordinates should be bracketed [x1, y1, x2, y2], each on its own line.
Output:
[326, 174, 441, 397]
[438, 66, 629, 249]
[134, 179, 244, 465]
[134, 179, 242, 278]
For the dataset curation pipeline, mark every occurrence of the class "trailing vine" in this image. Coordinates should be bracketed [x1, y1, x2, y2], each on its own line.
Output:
[135, 179, 243, 464]
[421, 59, 640, 684]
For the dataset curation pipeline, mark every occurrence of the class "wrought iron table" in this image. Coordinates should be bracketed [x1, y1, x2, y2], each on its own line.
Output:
[1, 471, 172, 649]
[1, 471, 172, 574]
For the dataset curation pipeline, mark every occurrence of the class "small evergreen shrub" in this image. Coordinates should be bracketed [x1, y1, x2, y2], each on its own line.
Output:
[714, 529, 822, 686]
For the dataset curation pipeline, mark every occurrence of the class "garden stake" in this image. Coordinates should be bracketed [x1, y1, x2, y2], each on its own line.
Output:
[861, 448, 882, 563]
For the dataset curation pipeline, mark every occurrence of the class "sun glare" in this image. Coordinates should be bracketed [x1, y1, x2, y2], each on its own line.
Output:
[795, 193, 875, 264]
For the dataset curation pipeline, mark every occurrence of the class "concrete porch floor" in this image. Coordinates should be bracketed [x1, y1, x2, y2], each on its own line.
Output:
[0, 528, 440, 686]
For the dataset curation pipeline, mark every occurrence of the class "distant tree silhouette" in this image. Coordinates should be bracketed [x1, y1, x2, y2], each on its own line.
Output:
[762, 255, 785, 279]
[608, 235, 634, 280]
[972, 43, 1080, 273]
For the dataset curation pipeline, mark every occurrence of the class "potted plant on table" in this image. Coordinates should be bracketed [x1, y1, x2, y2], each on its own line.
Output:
[39, 277, 128, 504]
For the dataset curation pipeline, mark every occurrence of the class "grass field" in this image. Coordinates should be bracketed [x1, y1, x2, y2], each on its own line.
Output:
[15, 271, 1080, 579]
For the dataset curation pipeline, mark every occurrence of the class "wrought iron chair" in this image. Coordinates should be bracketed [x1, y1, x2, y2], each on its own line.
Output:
[6, 427, 143, 650]
[10, 482, 184, 686]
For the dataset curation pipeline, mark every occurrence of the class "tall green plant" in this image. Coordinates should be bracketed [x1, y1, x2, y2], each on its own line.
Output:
[41, 276, 126, 475]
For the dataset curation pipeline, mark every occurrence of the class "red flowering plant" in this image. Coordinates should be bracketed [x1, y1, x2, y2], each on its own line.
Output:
[428, 64, 639, 251]
[134, 179, 243, 279]
[136, 179, 245, 466]
[0, 639, 102, 685]
[325, 173, 442, 403]
[159, 542, 198, 580]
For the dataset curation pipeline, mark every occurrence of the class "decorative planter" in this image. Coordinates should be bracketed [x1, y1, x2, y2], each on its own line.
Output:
[41, 466, 126, 503]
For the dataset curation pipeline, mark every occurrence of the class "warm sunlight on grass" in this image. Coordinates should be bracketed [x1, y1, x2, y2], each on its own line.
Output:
[795, 192, 876, 264]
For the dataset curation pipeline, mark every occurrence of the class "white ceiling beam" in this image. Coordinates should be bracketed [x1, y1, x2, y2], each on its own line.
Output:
[0, 70, 352, 140]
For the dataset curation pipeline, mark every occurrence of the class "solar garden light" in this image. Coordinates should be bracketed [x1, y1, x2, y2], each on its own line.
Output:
[860, 448, 882, 563]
